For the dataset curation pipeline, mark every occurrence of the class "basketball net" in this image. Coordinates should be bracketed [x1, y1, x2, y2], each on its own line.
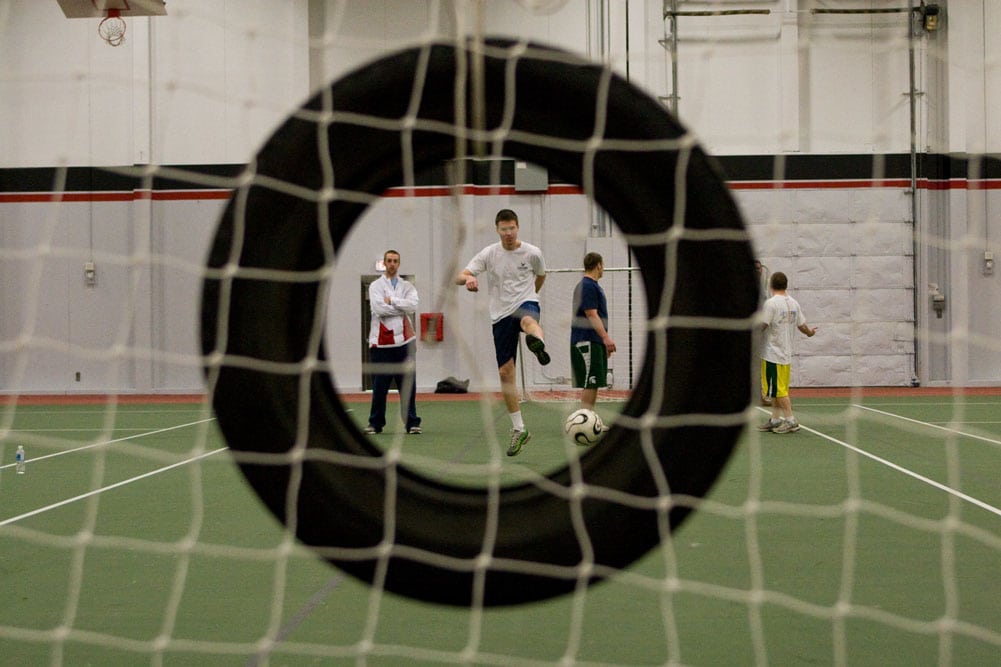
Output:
[98, 9, 126, 47]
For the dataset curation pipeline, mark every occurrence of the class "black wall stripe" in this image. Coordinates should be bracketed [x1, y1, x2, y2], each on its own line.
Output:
[1, 154, 999, 193]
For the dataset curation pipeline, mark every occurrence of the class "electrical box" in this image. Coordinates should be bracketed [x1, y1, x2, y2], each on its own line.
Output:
[420, 312, 444, 342]
[514, 161, 548, 192]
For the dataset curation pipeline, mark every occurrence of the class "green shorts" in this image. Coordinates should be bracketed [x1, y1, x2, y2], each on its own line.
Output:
[571, 341, 609, 389]
[761, 359, 790, 399]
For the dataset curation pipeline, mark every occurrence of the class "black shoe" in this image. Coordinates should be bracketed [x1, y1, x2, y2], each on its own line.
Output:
[525, 334, 550, 366]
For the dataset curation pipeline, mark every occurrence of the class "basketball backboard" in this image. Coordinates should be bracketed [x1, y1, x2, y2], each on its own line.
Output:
[56, 0, 167, 19]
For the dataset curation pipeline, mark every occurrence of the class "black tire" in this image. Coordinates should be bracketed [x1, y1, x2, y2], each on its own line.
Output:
[201, 39, 757, 607]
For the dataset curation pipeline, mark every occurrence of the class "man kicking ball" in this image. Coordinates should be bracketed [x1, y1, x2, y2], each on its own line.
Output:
[457, 208, 549, 456]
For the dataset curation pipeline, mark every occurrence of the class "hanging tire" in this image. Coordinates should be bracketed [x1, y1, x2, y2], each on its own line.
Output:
[201, 39, 758, 607]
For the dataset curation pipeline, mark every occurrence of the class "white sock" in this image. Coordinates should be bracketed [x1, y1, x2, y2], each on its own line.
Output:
[510, 411, 525, 431]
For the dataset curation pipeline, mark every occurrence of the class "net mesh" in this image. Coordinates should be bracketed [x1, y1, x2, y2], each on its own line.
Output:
[3, 1, 1001, 665]
[98, 15, 127, 46]
[517, 265, 643, 404]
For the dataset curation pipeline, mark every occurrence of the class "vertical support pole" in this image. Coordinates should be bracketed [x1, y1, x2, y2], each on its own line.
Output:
[909, 0, 921, 385]
[660, 0, 679, 113]
[779, 2, 800, 153]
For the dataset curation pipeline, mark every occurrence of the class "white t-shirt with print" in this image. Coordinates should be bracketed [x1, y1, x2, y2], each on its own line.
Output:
[465, 241, 546, 323]
[761, 294, 806, 365]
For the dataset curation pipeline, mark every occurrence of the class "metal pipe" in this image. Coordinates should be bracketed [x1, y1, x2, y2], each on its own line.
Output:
[666, 9, 770, 16]
[908, 0, 921, 384]
[659, 0, 679, 112]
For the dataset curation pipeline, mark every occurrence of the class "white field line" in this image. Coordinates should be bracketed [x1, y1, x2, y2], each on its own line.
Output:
[1, 418, 217, 468]
[1, 418, 224, 527]
[853, 404, 1001, 447]
[758, 407, 1001, 519]
[1, 447, 227, 528]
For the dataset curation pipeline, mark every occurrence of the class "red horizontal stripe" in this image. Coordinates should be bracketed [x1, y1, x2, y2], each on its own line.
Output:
[152, 190, 231, 200]
[0, 190, 232, 203]
[1, 179, 998, 203]
[0, 393, 207, 405]
[728, 179, 912, 190]
[0, 192, 135, 202]
[381, 185, 519, 197]
[943, 179, 1001, 190]
[381, 183, 585, 197]
[728, 178, 1001, 190]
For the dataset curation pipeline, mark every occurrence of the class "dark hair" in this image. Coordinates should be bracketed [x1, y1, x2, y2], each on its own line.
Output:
[384, 249, 400, 261]
[583, 252, 603, 271]
[495, 209, 518, 225]
[770, 271, 788, 291]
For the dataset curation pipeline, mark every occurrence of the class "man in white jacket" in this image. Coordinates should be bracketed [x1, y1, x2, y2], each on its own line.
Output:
[364, 249, 422, 435]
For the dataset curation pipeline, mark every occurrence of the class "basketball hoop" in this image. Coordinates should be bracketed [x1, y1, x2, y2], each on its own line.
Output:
[98, 9, 127, 47]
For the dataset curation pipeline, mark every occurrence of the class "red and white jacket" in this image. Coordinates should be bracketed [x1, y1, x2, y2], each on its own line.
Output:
[368, 275, 418, 348]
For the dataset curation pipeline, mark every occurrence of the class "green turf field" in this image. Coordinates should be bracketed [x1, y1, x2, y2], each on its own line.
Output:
[344, 396, 618, 486]
[2, 393, 1001, 665]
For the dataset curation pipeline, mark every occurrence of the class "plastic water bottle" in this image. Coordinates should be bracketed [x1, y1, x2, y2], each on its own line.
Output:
[15, 445, 25, 474]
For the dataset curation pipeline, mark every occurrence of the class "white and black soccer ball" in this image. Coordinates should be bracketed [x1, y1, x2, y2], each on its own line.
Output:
[564, 408, 605, 446]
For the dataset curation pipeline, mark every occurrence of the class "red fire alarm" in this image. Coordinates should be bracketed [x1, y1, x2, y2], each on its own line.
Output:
[420, 312, 444, 342]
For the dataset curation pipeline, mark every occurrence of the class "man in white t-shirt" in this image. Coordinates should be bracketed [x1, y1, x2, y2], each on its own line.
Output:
[456, 209, 549, 456]
[758, 271, 817, 434]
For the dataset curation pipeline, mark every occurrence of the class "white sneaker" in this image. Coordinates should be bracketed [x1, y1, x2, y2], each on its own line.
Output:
[773, 420, 800, 434]
[757, 419, 781, 432]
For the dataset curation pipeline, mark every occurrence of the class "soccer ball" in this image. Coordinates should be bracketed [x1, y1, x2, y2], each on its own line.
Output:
[564, 408, 605, 446]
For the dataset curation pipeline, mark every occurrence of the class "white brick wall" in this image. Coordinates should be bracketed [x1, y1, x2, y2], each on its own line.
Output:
[742, 188, 916, 386]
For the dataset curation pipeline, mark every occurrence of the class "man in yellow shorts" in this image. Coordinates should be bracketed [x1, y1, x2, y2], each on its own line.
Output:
[758, 272, 817, 434]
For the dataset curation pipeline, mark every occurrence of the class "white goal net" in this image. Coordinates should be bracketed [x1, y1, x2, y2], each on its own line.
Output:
[518, 264, 645, 403]
[3, 2, 1001, 666]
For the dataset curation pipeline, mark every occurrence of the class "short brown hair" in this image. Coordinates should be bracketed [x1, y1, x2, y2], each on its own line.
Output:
[383, 249, 400, 262]
[583, 252, 603, 271]
[495, 209, 518, 225]
[770, 271, 788, 291]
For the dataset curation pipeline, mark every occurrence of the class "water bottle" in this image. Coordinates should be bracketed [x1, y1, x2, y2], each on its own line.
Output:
[15, 445, 25, 474]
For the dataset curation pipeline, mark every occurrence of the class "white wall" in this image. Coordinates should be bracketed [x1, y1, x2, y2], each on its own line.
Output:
[1, 0, 1000, 392]
[326, 192, 641, 394]
[0, 0, 309, 167]
[919, 1, 1001, 386]
[655, 0, 1001, 387]
[0, 0, 306, 392]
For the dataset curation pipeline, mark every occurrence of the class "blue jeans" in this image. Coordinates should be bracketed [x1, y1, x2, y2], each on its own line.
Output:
[368, 342, 420, 431]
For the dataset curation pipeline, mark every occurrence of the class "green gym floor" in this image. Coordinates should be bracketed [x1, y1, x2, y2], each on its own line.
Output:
[2, 390, 1000, 665]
